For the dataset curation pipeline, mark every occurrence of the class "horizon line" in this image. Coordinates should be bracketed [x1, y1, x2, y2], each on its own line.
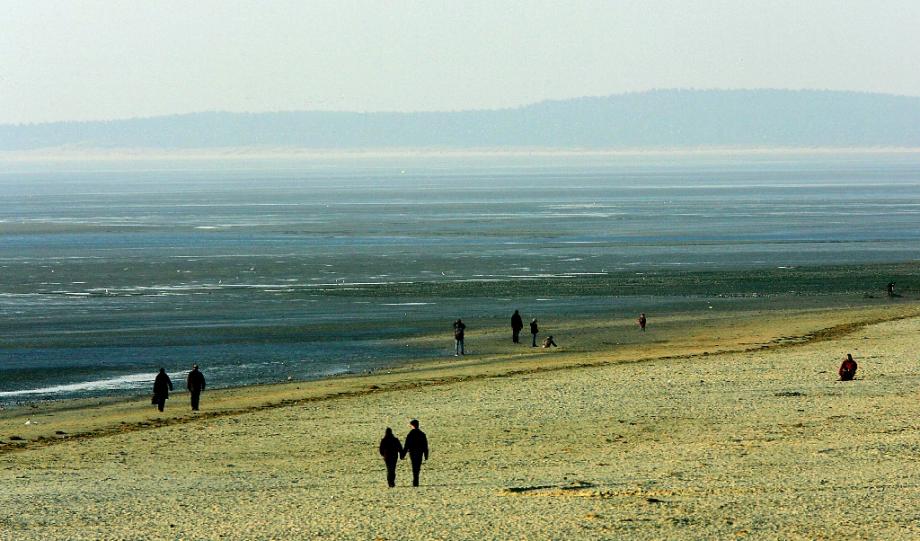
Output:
[4, 146, 920, 163]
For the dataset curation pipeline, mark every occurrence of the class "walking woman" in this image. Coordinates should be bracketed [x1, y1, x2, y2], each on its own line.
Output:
[152, 368, 173, 412]
[379, 427, 403, 487]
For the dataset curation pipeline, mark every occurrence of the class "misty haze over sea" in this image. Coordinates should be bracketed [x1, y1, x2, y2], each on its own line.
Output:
[3, 90, 920, 151]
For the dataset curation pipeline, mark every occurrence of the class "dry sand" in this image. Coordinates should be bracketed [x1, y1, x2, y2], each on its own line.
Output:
[1, 304, 919, 540]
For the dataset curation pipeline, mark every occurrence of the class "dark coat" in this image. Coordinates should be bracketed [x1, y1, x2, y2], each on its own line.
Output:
[379, 433, 403, 461]
[511, 312, 523, 331]
[187, 369, 206, 392]
[153, 372, 173, 398]
[453, 321, 466, 340]
[402, 428, 429, 460]
[530, 321, 539, 334]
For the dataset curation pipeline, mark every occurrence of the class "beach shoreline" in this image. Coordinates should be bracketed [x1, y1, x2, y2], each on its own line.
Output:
[1, 302, 918, 539]
[2, 301, 917, 453]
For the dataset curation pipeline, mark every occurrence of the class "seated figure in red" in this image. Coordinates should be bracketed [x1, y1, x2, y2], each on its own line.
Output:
[839, 353, 858, 381]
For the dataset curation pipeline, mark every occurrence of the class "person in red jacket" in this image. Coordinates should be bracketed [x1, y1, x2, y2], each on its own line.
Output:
[839, 353, 858, 381]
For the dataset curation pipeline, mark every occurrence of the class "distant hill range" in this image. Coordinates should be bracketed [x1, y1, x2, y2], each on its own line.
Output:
[3, 89, 920, 150]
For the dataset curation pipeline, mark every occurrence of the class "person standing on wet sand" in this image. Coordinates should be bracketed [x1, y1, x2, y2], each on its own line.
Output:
[378, 427, 403, 488]
[511, 310, 524, 343]
[453, 318, 466, 356]
[530, 318, 539, 347]
[186, 364, 206, 411]
[638, 313, 647, 331]
[401, 419, 429, 487]
[152, 368, 173, 412]
[839, 353, 858, 381]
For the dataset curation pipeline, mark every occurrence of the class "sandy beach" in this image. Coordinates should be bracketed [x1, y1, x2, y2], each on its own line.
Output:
[1, 302, 919, 540]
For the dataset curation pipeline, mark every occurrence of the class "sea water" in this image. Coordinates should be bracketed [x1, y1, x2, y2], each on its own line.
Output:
[1, 153, 918, 404]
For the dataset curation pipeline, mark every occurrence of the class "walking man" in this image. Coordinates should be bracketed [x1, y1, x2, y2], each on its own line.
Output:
[378, 427, 403, 488]
[638, 313, 647, 331]
[187, 364, 206, 411]
[152, 368, 173, 413]
[453, 318, 466, 356]
[402, 419, 429, 487]
[530, 318, 539, 347]
[511, 309, 523, 343]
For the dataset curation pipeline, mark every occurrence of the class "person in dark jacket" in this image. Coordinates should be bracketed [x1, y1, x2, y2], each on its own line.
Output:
[186, 364, 206, 411]
[378, 427, 403, 488]
[541, 335, 557, 348]
[638, 313, 647, 331]
[152, 368, 173, 412]
[529, 318, 539, 347]
[453, 319, 466, 356]
[511, 310, 523, 343]
[401, 419, 429, 487]
[839, 353, 858, 381]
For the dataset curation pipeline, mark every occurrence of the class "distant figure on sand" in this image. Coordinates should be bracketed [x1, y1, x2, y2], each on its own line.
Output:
[186, 364, 206, 411]
[511, 310, 523, 343]
[887, 282, 896, 297]
[152, 368, 173, 412]
[378, 427, 404, 488]
[839, 353, 858, 381]
[530, 318, 539, 347]
[453, 319, 466, 356]
[402, 419, 429, 487]
[542, 335, 557, 348]
[638, 313, 647, 331]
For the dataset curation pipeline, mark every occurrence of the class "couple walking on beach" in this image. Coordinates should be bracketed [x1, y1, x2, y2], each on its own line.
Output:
[378, 420, 429, 487]
[151, 365, 206, 412]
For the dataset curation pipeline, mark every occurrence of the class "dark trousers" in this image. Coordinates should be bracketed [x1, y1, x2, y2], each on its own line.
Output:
[384, 457, 398, 487]
[531, 333, 537, 347]
[190, 391, 201, 411]
[410, 454, 424, 486]
[840, 370, 855, 381]
[512, 330, 520, 343]
[155, 396, 166, 412]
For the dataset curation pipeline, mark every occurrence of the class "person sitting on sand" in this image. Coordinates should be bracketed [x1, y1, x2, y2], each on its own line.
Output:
[530, 318, 539, 347]
[511, 309, 523, 344]
[401, 419, 429, 487]
[152, 368, 173, 412]
[378, 427, 403, 488]
[839, 353, 858, 381]
[541, 335, 557, 348]
[186, 364, 206, 411]
[453, 318, 466, 356]
[637, 313, 647, 331]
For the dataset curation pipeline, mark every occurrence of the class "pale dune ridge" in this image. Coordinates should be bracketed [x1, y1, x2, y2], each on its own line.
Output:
[1, 305, 919, 540]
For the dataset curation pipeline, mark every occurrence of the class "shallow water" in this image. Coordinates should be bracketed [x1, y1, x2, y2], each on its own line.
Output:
[1, 153, 918, 403]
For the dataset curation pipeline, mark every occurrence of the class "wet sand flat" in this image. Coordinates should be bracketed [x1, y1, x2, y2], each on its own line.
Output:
[1, 304, 919, 540]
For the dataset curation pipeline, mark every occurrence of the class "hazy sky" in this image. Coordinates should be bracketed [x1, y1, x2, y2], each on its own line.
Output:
[2, 0, 919, 124]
